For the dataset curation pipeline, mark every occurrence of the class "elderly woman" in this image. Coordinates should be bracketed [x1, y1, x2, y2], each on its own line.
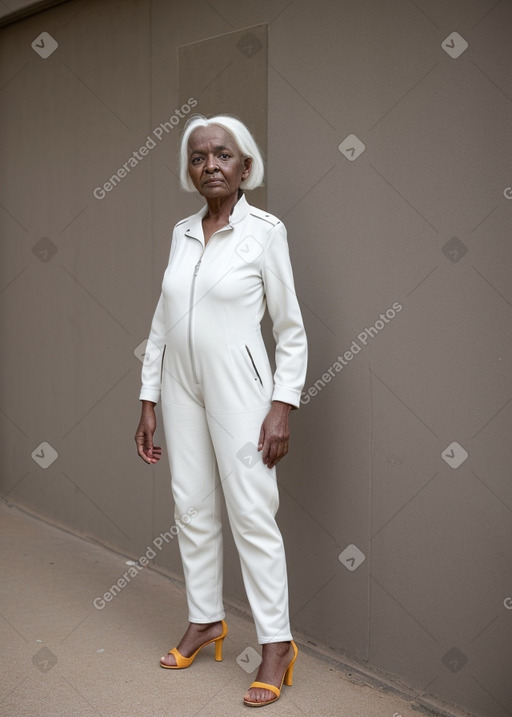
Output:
[134, 114, 307, 707]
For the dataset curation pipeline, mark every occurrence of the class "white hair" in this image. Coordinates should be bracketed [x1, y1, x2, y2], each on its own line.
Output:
[179, 114, 265, 192]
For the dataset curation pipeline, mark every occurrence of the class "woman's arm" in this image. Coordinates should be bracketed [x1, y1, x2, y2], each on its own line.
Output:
[136, 289, 167, 464]
[139, 292, 166, 404]
[258, 222, 308, 467]
[262, 221, 308, 409]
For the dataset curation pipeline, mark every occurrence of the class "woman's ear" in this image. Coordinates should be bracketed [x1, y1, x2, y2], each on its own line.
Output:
[242, 156, 252, 179]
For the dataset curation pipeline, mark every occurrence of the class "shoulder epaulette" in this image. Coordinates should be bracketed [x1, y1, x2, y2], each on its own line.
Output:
[249, 207, 281, 227]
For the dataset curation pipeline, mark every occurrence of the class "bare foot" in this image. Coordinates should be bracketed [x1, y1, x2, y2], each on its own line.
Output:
[160, 621, 224, 667]
[243, 642, 295, 704]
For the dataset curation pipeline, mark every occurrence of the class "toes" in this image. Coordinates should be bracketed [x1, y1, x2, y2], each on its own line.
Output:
[245, 688, 275, 704]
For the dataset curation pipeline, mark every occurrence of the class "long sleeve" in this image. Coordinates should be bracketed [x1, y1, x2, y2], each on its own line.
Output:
[139, 292, 166, 404]
[262, 222, 308, 408]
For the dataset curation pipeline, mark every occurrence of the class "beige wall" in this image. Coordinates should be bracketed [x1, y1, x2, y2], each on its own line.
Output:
[1, 2, 511, 716]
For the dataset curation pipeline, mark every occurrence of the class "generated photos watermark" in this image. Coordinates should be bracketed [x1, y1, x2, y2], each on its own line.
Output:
[301, 302, 403, 405]
[93, 97, 198, 200]
[93, 508, 197, 610]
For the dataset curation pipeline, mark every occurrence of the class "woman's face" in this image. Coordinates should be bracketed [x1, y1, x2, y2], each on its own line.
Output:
[187, 125, 251, 200]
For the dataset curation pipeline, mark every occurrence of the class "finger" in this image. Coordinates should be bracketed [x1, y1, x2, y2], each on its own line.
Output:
[261, 438, 271, 465]
[268, 444, 281, 468]
[148, 446, 162, 464]
[264, 441, 279, 468]
[139, 446, 152, 463]
[267, 440, 288, 468]
[138, 451, 151, 464]
[257, 424, 265, 452]
[144, 446, 162, 464]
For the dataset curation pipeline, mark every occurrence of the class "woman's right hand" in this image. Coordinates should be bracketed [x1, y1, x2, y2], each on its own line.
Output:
[134, 401, 162, 464]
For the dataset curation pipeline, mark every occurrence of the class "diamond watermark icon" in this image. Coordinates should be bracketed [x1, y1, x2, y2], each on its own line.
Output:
[442, 237, 468, 263]
[442, 647, 468, 673]
[237, 646, 262, 673]
[236, 442, 259, 469]
[338, 544, 366, 571]
[338, 134, 365, 162]
[236, 235, 263, 263]
[237, 33, 262, 58]
[31, 32, 58, 59]
[31, 442, 58, 469]
[32, 647, 58, 673]
[442, 32, 468, 59]
[134, 339, 162, 366]
[441, 442, 468, 469]
[32, 237, 58, 263]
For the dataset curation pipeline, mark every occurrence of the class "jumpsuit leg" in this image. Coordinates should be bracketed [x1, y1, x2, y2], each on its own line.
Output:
[206, 405, 293, 644]
[161, 394, 225, 625]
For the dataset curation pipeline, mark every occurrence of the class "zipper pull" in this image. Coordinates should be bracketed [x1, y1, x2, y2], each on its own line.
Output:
[194, 260, 201, 276]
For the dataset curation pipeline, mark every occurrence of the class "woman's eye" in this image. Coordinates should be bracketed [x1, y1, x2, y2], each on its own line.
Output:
[191, 157, 202, 164]
[219, 153, 230, 160]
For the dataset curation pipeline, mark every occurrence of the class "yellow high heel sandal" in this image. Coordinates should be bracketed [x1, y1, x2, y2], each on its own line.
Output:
[243, 640, 298, 707]
[160, 620, 228, 669]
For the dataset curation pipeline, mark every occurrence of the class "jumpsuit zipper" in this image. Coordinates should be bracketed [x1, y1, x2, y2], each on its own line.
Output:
[189, 256, 203, 384]
[187, 224, 232, 384]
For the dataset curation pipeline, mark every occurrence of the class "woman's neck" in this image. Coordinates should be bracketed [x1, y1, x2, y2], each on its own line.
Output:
[204, 189, 243, 223]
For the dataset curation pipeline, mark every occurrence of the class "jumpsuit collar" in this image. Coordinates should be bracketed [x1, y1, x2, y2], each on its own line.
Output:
[183, 193, 251, 245]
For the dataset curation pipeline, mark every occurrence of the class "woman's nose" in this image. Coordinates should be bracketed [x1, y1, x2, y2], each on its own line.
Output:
[204, 154, 218, 172]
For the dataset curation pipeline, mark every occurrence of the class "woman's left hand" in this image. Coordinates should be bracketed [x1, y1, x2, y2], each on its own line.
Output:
[258, 401, 292, 468]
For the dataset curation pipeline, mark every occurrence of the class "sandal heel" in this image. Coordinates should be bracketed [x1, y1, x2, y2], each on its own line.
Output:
[214, 636, 224, 662]
[284, 662, 294, 686]
[284, 640, 298, 686]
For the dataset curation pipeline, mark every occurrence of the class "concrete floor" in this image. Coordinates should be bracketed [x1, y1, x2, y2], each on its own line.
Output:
[0, 502, 469, 717]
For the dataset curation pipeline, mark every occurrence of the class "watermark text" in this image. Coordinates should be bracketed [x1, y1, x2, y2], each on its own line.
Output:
[93, 507, 197, 609]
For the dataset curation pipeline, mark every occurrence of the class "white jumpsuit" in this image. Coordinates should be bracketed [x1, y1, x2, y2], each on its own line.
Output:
[139, 194, 307, 643]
